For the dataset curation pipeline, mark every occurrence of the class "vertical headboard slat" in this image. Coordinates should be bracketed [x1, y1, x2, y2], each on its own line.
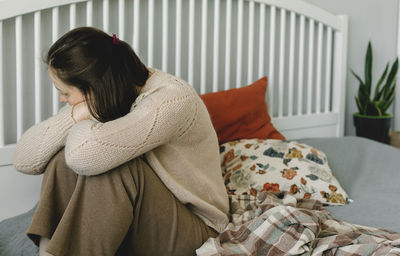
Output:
[34, 11, 42, 124]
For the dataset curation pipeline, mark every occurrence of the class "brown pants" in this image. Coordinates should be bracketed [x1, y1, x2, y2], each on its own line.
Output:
[27, 148, 217, 256]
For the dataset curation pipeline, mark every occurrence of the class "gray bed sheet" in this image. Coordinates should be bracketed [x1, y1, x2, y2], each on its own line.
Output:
[1, 136, 399, 255]
[299, 136, 400, 233]
[0, 205, 38, 255]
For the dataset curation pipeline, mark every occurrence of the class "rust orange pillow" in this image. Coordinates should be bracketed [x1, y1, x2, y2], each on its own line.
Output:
[200, 77, 285, 144]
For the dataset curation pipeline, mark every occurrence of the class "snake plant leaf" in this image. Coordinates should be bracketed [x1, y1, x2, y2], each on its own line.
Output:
[358, 83, 370, 106]
[381, 96, 395, 114]
[366, 102, 381, 116]
[355, 96, 364, 113]
[383, 81, 394, 100]
[375, 83, 389, 102]
[365, 41, 373, 94]
[383, 81, 396, 100]
[374, 102, 382, 116]
[351, 70, 365, 87]
[376, 100, 385, 109]
[381, 84, 396, 113]
[384, 82, 396, 101]
[364, 102, 374, 115]
[375, 89, 384, 102]
[352, 42, 398, 117]
[373, 64, 389, 101]
[382, 58, 398, 99]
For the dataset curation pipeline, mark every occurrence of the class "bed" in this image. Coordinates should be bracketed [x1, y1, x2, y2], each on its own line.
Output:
[1, 0, 400, 255]
[298, 136, 400, 233]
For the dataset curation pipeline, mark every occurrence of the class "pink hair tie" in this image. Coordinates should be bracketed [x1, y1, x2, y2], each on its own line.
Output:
[112, 34, 120, 45]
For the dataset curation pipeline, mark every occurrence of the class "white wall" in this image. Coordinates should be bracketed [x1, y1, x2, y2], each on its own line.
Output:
[302, 0, 399, 136]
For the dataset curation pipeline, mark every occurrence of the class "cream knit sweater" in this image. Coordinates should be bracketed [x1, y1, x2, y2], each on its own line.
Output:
[13, 68, 229, 232]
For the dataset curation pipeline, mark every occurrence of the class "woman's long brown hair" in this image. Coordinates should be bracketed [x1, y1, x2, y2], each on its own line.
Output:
[46, 27, 149, 122]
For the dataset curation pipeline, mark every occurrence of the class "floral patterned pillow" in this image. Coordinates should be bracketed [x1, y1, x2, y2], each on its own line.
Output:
[220, 139, 351, 205]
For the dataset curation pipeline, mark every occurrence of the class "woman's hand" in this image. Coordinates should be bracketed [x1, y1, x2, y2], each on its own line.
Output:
[72, 101, 93, 123]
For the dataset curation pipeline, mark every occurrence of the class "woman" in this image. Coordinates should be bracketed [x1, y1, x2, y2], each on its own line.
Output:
[13, 27, 229, 256]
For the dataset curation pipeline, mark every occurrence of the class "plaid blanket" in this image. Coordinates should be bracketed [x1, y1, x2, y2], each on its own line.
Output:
[196, 192, 400, 256]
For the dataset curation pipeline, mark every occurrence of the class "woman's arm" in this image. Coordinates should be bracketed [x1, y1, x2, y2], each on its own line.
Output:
[13, 104, 76, 175]
[64, 91, 197, 176]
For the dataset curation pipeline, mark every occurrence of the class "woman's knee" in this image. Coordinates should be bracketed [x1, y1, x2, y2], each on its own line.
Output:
[44, 148, 76, 178]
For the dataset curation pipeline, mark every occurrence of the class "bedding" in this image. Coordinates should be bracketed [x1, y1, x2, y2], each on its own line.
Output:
[1, 136, 400, 255]
[298, 136, 400, 233]
[196, 191, 400, 255]
[200, 77, 285, 144]
[220, 139, 351, 205]
[0, 204, 38, 255]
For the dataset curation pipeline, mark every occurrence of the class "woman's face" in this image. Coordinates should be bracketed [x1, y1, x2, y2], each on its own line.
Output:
[48, 68, 85, 106]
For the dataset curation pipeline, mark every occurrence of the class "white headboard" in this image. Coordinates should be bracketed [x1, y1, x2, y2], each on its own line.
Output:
[0, 0, 348, 219]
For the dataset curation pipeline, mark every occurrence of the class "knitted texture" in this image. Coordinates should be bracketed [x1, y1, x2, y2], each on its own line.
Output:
[13, 104, 75, 174]
[13, 68, 229, 233]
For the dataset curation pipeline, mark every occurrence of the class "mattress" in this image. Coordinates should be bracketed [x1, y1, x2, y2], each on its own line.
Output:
[0, 205, 38, 255]
[298, 136, 400, 233]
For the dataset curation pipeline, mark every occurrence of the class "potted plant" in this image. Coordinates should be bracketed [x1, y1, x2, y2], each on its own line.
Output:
[352, 41, 398, 144]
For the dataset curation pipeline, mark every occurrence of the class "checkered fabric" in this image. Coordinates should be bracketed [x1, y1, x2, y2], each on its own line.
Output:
[196, 192, 400, 256]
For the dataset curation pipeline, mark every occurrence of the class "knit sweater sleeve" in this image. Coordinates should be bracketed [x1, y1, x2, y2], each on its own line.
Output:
[13, 104, 76, 175]
[64, 91, 197, 176]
